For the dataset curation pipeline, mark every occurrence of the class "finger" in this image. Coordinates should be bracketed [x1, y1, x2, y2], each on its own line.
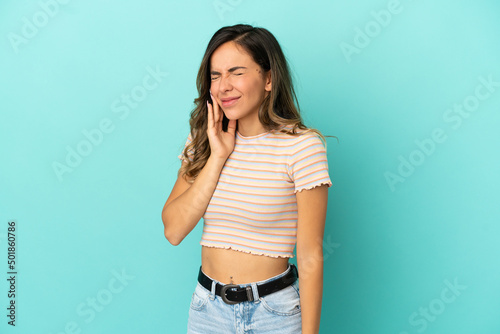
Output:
[207, 100, 213, 131]
[216, 102, 222, 133]
[211, 93, 222, 132]
[211, 93, 218, 123]
[227, 119, 237, 136]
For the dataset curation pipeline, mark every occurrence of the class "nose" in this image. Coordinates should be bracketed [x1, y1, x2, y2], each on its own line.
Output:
[218, 74, 233, 93]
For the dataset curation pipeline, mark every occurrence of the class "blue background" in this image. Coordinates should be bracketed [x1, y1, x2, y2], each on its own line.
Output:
[1, 0, 499, 333]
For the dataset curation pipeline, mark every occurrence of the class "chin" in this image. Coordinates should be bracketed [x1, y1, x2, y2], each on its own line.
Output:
[221, 109, 240, 120]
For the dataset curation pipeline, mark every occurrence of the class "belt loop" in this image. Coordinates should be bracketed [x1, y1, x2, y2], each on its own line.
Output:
[210, 280, 216, 300]
[250, 282, 259, 302]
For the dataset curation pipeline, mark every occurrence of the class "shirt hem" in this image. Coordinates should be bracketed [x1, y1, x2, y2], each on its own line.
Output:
[200, 242, 294, 259]
[294, 181, 333, 193]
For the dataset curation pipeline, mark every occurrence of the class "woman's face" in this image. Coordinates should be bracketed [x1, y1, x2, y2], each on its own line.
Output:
[209, 41, 271, 124]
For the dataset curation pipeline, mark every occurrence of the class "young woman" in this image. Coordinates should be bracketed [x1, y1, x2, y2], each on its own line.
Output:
[162, 24, 333, 334]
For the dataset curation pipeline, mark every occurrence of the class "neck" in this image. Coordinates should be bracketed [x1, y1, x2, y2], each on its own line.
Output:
[236, 115, 267, 137]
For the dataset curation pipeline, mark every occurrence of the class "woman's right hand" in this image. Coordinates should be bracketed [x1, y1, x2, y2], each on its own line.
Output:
[206, 93, 237, 160]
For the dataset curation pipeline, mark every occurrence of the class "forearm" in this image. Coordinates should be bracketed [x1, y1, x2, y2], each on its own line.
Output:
[297, 251, 324, 334]
[163, 155, 226, 244]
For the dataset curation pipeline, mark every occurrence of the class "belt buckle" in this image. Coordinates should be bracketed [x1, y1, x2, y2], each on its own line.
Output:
[220, 284, 240, 304]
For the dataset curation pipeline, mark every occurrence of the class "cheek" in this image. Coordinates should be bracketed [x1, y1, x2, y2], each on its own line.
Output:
[236, 81, 256, 97]
[247, 77, 266, 92]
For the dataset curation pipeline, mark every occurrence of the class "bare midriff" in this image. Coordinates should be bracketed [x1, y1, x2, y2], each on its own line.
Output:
[201, 245, 290, 285]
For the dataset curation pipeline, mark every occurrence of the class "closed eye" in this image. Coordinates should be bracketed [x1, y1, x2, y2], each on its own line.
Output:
[211, 73, 242, 80]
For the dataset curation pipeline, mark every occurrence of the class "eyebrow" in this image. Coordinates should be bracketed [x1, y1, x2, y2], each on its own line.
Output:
[210, 66, 247, 75]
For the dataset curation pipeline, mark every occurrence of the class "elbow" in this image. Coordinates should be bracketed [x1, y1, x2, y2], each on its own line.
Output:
[164, 229, 182, 246]
[162, 211, 182, 246]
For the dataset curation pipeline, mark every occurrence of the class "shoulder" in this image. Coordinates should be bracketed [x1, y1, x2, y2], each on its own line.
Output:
[286, 130, 325, 153]
[266, 127, 326, 160]
[269, 125, 323, 145]
[178, 131, 195, 161]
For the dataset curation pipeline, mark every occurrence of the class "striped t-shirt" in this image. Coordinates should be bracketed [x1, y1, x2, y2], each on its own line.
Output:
[177, 125, 332, 258]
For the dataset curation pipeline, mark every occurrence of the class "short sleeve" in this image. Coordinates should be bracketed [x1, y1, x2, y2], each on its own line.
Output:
[288, 134, 332, 193]
[177, 132, 194, 163]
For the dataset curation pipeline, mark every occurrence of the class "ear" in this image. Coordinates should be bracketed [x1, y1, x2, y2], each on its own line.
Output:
[264, 70, 272, 92]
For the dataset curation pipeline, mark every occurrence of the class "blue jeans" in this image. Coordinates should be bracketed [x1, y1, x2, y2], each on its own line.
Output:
[187, 263, 302, 334]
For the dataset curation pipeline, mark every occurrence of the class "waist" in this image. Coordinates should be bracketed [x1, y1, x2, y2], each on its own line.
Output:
[201, 245, 290, 285]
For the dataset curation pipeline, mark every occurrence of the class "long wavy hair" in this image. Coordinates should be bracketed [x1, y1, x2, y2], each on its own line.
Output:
[179, 24, 338, 182]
